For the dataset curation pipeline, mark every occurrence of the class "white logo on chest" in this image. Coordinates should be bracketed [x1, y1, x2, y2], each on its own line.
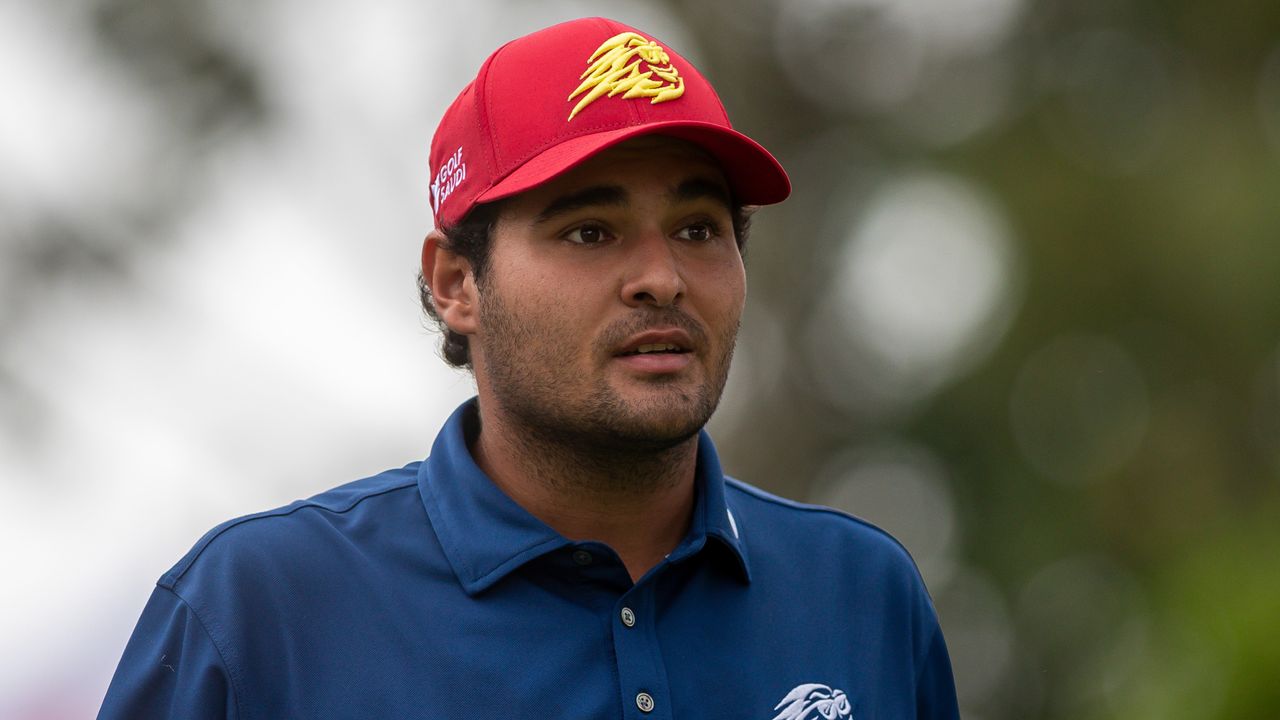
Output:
[771, 683, 852, 720]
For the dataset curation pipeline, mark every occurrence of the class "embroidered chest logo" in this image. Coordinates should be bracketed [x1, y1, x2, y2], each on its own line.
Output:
[772, 683, 852, 720]
[567, 32, 685, 120]
[431, 146, 466, 213]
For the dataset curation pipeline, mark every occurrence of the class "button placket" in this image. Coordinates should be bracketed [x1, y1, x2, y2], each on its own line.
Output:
[612, 582, 671, 719]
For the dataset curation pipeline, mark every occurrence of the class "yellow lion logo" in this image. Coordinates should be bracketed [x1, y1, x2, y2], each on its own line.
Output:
[567, 32, 685, 120]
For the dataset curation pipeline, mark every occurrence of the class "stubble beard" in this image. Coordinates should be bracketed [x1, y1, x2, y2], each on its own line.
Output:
[475, 281, 738, 482]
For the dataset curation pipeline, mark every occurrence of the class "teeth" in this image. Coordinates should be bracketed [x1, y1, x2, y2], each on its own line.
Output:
[636, 343, 679, 353]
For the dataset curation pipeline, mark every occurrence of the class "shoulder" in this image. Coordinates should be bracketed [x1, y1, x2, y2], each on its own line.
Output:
[723, 476, 911, 553]
[159, 463, 423, 592]
[722, 476, 924, 587]
[721, 476, 945, 655]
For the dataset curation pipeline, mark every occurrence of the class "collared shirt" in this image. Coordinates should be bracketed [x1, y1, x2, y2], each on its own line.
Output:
[100, 400, 959, 719]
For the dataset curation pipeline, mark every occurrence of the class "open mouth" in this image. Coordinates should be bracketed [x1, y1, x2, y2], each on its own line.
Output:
[618, 343, 690, 356]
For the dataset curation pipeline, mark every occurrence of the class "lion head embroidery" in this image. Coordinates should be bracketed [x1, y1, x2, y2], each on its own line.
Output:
[567, 31, 685, 120]
[771, 683, 853, 720]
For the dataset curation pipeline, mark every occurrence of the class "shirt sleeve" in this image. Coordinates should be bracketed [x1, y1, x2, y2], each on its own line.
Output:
[98, 584, 237, 720]
[915, 624, 961, 720]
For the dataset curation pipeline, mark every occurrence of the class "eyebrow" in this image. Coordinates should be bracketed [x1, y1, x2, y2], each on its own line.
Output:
[672, 177, 732, 209]
[533, 176, 734, 225]
[535, 185, 627, 224]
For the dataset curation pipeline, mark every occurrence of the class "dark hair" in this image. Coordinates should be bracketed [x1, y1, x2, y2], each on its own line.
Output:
[418, 202, 755, 369]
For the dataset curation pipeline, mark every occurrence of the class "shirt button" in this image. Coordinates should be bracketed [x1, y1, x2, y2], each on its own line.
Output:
[635, 692, 655, 713]
[571, 549, 593, 566]
[620, 607, 636, 627]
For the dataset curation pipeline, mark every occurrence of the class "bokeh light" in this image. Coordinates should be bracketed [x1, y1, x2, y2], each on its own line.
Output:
[1258, 42, 1280, 156]
[774, 0, 1025, 115]
[811, 439, 958, 586]
[0, 2, 164, 215]
[1037, 29, 1185, 174]
[805, 171, 1019, 418]
[1249, 348, 1280, 473]
[1009, 334, 1149, 484]
[933, 567, 1015, 715]
[1015, 554, 1148, 716]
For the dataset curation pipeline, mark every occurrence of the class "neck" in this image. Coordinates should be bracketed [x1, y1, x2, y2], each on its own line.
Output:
[471, 401, 700, 582]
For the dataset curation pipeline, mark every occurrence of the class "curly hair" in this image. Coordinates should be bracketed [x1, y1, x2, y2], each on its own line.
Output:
[418, 203, 754, 369]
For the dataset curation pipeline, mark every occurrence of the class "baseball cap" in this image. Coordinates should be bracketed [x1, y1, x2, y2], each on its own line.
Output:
[428, 17, 791, 229]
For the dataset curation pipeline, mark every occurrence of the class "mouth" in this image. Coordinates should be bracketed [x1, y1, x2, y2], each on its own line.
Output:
[611, 329, 698, 374]
[617, 342, 691, 357]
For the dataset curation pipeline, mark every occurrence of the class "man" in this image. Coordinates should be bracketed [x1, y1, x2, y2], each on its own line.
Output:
[100, 17, 959, 719]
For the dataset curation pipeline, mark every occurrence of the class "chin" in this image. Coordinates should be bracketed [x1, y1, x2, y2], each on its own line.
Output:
[484, 351, 730, 454]
[589, 387, 718, 450]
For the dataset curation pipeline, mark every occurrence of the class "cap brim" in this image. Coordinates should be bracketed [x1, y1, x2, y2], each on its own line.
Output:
[474, 121, 791, 209]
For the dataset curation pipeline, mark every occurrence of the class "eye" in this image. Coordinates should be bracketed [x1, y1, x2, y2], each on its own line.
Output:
[674, 221, 719, 242]
[563, 223, 612, 245]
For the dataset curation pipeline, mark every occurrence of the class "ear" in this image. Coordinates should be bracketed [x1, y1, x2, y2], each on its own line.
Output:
[421, 229, 479, 336]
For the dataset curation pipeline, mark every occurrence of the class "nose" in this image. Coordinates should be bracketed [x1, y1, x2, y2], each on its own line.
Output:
[620, 231, 686, 308]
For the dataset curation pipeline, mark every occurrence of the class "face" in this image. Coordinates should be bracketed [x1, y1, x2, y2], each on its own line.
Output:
[470, 136, 746, 452]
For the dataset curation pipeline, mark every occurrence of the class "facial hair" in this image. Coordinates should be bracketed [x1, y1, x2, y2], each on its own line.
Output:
[474, 275, 739, 471]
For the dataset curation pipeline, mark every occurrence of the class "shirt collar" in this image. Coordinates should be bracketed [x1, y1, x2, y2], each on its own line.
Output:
[417, 399, 751, 596]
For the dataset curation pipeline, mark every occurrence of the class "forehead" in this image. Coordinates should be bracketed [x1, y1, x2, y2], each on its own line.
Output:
[500, 135, 730, 214]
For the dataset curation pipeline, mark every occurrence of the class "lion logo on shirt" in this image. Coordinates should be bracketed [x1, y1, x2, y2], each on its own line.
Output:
[771, 683, 853, 720]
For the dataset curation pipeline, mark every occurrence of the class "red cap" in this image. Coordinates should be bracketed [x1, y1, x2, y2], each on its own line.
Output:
[428, 17, 791, 229]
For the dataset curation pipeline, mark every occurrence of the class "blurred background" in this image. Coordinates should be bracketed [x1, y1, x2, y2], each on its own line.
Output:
[2, 0, 1278, 717]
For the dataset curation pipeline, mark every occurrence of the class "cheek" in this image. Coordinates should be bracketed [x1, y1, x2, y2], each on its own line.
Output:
[488, 259, 604, 339]
[698, 256, 747, 322]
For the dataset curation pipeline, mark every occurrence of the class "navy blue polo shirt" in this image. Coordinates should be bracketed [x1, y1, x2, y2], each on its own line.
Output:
[100, 400, 958, 719]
